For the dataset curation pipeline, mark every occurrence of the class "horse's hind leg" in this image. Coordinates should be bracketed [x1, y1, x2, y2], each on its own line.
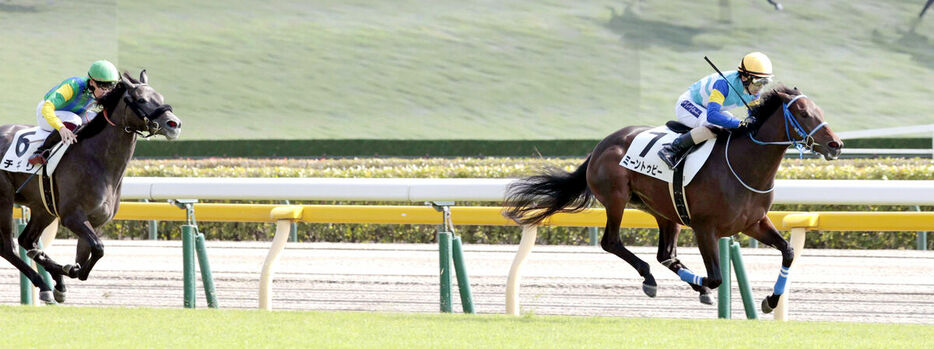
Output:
[18, 212, 68, 302]
[599, 201, 657, 298]
[654, 217, 713, 305]
[742, 216, 794, 314]
[0, 206, 54, 302]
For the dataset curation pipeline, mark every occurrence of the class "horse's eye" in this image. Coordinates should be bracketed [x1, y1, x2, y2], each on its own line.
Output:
[137, 98, 146, 104]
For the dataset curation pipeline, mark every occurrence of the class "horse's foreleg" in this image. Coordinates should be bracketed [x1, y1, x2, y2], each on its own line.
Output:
[743, 217, 793, 314]
[655, 217, 712, 304]
[62, 216, 104, 281]
[693, 227, 723, 291]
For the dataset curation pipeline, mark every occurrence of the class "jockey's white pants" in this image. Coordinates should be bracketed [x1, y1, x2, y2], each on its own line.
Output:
[674, 91, 733, 128]
[35, 100, 98, 139]
[674, 91, 729, 144]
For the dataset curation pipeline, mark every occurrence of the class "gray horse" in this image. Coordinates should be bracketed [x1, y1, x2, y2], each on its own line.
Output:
[0, 70, 181, 303]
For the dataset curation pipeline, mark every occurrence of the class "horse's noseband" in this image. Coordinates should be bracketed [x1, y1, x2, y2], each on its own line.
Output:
[122, 91, 173, 137]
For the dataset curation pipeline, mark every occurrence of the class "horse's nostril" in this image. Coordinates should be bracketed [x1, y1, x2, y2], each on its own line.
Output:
[829, 141, 841, 149]
[167, 120, 179, 128]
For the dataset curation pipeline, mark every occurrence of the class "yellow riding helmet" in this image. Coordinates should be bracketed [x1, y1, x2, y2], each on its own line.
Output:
[738, 52, 773, 78]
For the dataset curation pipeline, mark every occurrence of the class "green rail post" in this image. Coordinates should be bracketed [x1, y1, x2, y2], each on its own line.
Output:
[14, 208, 32, 305]
[914, 206, 928, 251]
[17, 220, 32, 305]
[195, 229, 218, 308]
[730, 241, 758, 319]
[451, 236, 475, 314]
[284, 200, 298, 242]
[182, 225, 196, 308]
[717, 237, 732, 319]
[588, 227, 598, 246]
[144, 199, 158, 240]
[439, 231, 453, 313]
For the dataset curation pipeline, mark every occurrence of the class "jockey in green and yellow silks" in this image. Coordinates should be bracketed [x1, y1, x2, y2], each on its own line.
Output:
[657, 52, 774, 169]
[29, 60, 119, 165]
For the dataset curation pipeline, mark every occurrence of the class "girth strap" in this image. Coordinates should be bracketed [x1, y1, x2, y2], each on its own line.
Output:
[668, 159, 691, 225]
[38, 166, 59, 217]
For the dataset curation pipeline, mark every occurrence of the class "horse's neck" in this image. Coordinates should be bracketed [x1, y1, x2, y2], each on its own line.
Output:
[728, 116, 788, 189]
[80, 119, 137, 186]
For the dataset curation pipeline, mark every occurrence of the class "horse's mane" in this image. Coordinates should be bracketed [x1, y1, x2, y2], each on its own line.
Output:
[732, 84, 800, 137]
[77, 73, 137, 141]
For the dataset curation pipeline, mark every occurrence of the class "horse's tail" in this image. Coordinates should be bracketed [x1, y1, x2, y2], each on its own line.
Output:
[503, 156, 594, 226]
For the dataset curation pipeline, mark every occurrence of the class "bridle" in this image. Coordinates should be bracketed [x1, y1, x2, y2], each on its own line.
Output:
[102, 86, 173, 138]
[747, 95, 827, 154]
[725, 94, 828, 193]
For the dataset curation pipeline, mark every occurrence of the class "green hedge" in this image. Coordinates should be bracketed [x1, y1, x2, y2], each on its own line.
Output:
[71, 157, 933, 250]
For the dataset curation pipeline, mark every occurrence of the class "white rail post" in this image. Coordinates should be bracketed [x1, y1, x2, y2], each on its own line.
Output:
[775, 214, 819, 321]
[259, 206, 304, 310]
[506, 225, 537, 316]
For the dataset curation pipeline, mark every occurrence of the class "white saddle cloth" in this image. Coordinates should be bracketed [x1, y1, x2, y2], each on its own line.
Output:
[0, 126, 69, 175]
[619, 126, 716, 185]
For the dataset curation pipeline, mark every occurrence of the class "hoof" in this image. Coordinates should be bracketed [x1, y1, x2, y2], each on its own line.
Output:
[63, 264, 80, 279]
[761, 297, 775, 314]
[642, 283, 658, 298]
[54, 289, 66, 303]
[699, 293, 714, 305]
[39, 291, 57, 305]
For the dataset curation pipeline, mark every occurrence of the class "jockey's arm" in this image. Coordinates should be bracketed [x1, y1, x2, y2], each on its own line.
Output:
[40, 83, 74, 131]
[704, 80, 741, 129]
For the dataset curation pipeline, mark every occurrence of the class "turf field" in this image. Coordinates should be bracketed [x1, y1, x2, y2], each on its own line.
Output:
[1, 306, 931, 348]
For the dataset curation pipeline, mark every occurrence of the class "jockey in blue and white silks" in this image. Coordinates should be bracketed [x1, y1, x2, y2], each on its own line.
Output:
[658, 52, 774, 169]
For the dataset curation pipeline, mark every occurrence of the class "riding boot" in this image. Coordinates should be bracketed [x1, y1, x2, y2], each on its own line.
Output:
[27, 130, 63, 166]
[658, 132, 696, 170]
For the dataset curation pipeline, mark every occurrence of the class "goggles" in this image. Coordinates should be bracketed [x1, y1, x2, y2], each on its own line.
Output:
[89, 79, 117, 92]
[749, 76, 772, 88]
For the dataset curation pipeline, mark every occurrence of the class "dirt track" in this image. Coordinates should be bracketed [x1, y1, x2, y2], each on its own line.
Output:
[1, 240, 932, 324]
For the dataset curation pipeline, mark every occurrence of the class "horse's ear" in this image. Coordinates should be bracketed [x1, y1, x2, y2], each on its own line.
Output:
[121, 72, 138, 89]
[139, 69, 149, 85]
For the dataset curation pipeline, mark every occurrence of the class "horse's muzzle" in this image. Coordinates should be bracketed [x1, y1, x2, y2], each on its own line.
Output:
[159, 112, 182, 140]
[820, 140, 843, 160]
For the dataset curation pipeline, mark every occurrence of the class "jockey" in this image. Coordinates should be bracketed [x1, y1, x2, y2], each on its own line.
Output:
[657, 52, 774, 169]
[28, 60, 119, 165]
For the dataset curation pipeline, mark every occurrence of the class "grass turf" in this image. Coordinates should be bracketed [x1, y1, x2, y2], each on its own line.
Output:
[1, 306, 931, 348]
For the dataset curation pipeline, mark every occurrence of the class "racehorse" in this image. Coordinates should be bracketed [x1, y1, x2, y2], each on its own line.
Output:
[0, 70, 180, 303]
[504, 85, 841, 313]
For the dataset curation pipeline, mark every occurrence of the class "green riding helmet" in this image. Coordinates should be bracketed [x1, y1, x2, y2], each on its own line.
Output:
[88, 60, 119, 82]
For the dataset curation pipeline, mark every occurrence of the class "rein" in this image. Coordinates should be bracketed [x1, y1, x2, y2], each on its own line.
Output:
[725, 94, 826, 194]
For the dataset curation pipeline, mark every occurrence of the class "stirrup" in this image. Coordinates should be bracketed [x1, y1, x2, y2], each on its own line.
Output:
[659, 149, 684, 169]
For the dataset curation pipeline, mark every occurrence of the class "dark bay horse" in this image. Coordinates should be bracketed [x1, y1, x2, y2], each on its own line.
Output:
[505, 86, 842, 313]
[0, 71, 181, 303]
